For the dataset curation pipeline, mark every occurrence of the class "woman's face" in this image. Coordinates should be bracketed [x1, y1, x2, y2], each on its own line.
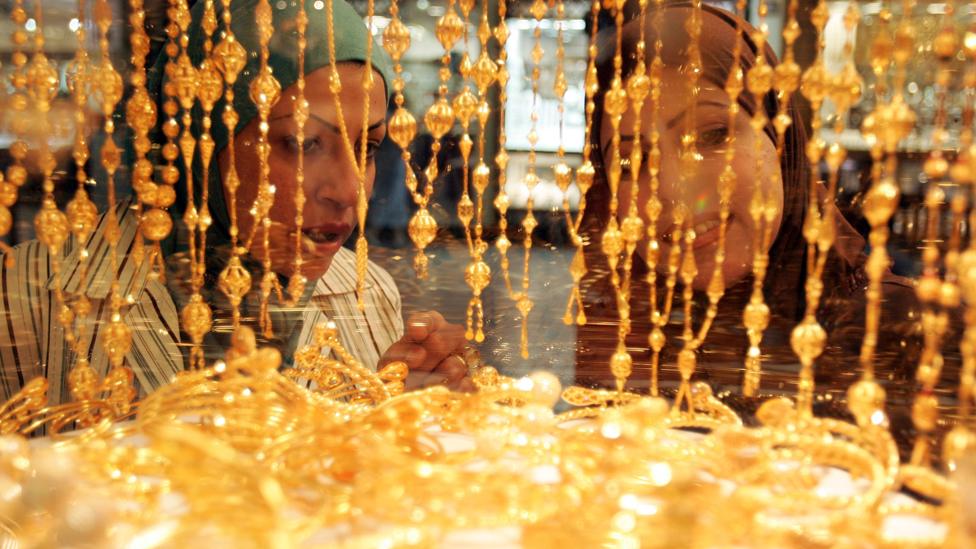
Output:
[220, 62, 388, 280]
[599, 66, 784, 289]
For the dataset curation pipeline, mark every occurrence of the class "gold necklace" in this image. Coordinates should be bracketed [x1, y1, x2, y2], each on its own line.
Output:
[794, 2, 863, 418]
[908, 1, 960, 467]
[248, 0, 283, 336]
[94, 0, 137, 415]
[64, 0, 100, 404]
[462, 0, 499, 343]
[285, 0, 310, 306]
[172, 0, 213, 367]
[943, 9, 976, 471]
[610, 0, 650, 394]
[740, 0, 777, 399]
[672, 0, 707, 414]
[1, 0, 29, 257]
[384, 1, 436, 279]
[453, 0, 489, 343]
[563, 0, 601, 328]
[214, 0, 251, 328]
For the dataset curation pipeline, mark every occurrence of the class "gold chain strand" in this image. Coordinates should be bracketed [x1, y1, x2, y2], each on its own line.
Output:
[646, 0, 667, 396]
[609, 0, 650, 394]
[383, 1, 433, 279]
[214, 0, 251, 328]
[94, 0, 136, 415]
[183, 0, 223, 364]
[741, 0, 776, 399]
[943, 10, 976, 471]
[285, 0, 310, 306]
[850, 0, 915, 429]
[742, 0, 797, 396]
[672, 0, 707, 414]
[159, 0, 183, 280]
[702, 0, 746, 394]
[553, 0, 574, 326]
[128, 0, 167, 277]
[793, 2, 863, 418]
[909, 4, 960, 467]
[463, 0, 499, 343]
[511, 0, 550, 360]
[493, 0, 513, 301]
[352, 0, 377, 311]
[1, 0, 30, 260]
[29, 0, 75, 397]
[454, 0, 488, 343]
[65, 0, 100, 404]
[602, 0, 630, 391]
[248, 0, 283, 336]
[173, 0, 213, 367]
[421, 0, 462, 274]
[563, 0, 600, 328]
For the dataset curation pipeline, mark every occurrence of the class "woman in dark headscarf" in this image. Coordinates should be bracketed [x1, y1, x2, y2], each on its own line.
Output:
[575, 3, 935, 420]
[0, 0, 472, 405]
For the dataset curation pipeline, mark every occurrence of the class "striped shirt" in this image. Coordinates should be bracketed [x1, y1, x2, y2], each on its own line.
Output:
[0, 200, 404, 405]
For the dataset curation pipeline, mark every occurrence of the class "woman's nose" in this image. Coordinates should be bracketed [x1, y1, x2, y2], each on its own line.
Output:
[309, 151, 359, 209]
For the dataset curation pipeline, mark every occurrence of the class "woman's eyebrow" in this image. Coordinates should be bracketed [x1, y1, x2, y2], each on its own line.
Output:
[602, 134, 635, 160]
[665, 99, 730, 131]
[268, 112, 386, 134]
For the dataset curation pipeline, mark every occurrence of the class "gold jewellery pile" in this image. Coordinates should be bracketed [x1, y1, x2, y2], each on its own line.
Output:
[0, 0, 975, 546]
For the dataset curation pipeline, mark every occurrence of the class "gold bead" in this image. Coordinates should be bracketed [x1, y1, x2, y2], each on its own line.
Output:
[66, 191, 98, 239]
[933, 27, 959, 61]
[743, 301, 770, 332]
[382, 17, 411, 61]
[863, 177, 899, 227]
[388, 107, 417, 150]
[610, 348, 633, 380]
[35, 201, 69, 250]
[408, 208, 438, 250]
[102, 319, 132, 367]
[435, 7, 464, 50]
[847, 379, 886, 426]
[181, 294, 213, 344]
[424, 98, 454, 139]
[912, 393, 939, 432]
[141, 208, 173, 241]
[464, 260, 491, 295]
[790, 318, 826, 363]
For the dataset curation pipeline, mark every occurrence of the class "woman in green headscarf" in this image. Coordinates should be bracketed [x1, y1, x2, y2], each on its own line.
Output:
[0, 0, 472, 405]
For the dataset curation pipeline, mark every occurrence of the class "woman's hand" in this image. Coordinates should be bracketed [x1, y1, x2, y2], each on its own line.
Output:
[379, 311, 475, 392]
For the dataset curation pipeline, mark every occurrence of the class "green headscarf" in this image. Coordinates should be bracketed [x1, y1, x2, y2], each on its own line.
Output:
[147, 0, 393, 245]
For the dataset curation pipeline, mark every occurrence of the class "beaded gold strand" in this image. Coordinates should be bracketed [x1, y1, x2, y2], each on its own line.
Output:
[172, 0, 213, 368]
[419, 0, 462, 277]
[493, 0, 513, 310]
[793, 2, 863, 418]
[609, 0, 650, 393]
[462, 0, 499, 343]
[943, 12, 976, 471]
[285, 0, 310, 306]
[563, 0, 601, 328]
[352, 0, 377, 311]
[646, 0, 667, 396]
[383, 1, 435, 279]
[672, 0, 707, 414]
[93, 0, 137, 414]
[1, 0, 30, 259]
[739, 0, 777, 406]
[454, 0, 488, 343]
[247, 0, 283, 336]
[601, 0, 631, 391]
[908, 6, 960, 467]
[850, 0, 914, 428]
[128, 0, 168, 275]
[213, 0, 251, 328]
[64, 0, 100, 403]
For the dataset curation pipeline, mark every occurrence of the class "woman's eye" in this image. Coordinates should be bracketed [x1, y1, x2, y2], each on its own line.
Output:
[283, 135, 321, 154]
[697, 126, 730, 147]
[357, 140, 381, 161]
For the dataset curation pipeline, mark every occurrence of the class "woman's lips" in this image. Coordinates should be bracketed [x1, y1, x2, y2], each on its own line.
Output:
[659, 213, 732, 251]
[300, 223, 352, 255]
